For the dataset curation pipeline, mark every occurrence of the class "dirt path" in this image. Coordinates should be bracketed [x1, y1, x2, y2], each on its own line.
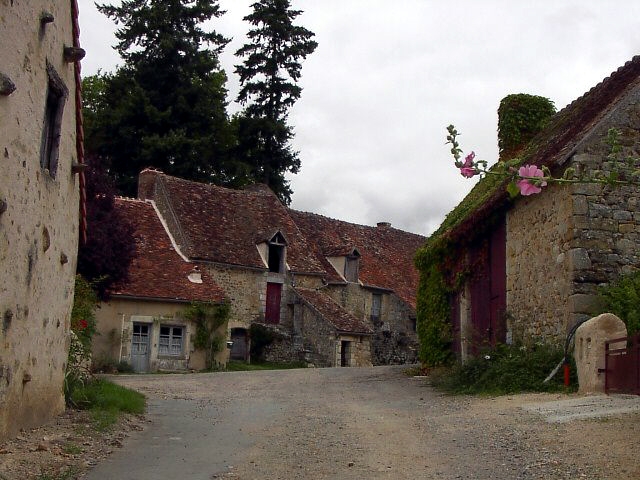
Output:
[80, 366, 639, 480]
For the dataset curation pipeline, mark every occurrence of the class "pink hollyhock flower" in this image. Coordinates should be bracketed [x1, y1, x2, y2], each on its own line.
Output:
[459, 166, 477, 178]
[463, 151, 475, 167]
[79, 319, 88, 330]
[459, 151, 477, 177]
[516, 165, 547, 195]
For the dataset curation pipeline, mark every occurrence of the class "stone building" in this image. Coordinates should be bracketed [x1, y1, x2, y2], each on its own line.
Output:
[0, 1, 85, 439]
[419, 56, 640, 360]
[93, 199, 228, 373]
[94, 169, 424, 369]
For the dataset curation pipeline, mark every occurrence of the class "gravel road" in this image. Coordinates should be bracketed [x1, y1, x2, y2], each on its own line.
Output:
[82, 366, 639, 480]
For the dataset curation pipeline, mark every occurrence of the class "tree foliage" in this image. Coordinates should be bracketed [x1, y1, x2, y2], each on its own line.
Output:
[598, 270, 640, 336]
[76, 159, 137, 300]
[87, 0, 237, 195]
[234, 0, 317, 203]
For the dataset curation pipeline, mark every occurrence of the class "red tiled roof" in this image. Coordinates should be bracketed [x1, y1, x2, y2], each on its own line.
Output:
[295, 288, 373, 334]
[290, 211, 425, 310]
[110, 198, 226, 303]
[155, 174, 325, 274]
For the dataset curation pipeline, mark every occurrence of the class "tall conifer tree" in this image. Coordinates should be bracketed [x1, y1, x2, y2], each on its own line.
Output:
[87, 0, 236, 195]
[234, 0, 317, 204]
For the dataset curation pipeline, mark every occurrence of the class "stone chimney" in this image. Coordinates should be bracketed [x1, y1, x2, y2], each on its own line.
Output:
[377, 222, 391, 228]
[138, 168, 162, 200]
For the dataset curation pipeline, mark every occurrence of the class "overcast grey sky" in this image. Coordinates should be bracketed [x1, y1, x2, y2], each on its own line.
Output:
[78, 0, 640, 236]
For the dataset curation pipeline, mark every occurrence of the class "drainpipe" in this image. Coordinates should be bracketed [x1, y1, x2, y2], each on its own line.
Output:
[118, 314, 125, 361]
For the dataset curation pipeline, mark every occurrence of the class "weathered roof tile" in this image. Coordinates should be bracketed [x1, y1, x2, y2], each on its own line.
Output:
[110, 198, 226, 303]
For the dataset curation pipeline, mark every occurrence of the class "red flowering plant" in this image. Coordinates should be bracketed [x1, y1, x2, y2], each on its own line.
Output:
[447, 125, 636, 197]
[66, 275, 98, 403]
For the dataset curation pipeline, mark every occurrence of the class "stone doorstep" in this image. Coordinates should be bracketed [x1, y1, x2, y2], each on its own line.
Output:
[522, 394, 640, 423]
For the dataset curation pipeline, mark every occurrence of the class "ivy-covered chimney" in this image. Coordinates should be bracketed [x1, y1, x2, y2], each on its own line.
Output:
[497, 94, 556, 161]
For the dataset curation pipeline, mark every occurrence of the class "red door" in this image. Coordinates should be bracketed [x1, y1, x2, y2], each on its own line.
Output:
[489, 220, 507, 344]
[265, 282, 282, 324]
[469, 218, 506, 352]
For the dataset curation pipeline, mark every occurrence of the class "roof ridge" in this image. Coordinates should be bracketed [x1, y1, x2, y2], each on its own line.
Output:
[555, 55, 640, 116]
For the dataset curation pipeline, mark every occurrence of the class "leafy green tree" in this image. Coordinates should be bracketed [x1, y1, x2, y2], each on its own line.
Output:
[234, 0, 317, 204]
[87, 0, 237, 195]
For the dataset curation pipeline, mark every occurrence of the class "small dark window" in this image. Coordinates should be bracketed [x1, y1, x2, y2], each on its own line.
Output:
[40, 62, 68, 177]
[267, 232, 287, 273]
[268, 243, 284, 272]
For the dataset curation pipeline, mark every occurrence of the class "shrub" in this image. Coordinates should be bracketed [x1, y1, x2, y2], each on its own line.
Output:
[597, 270, 640, 335]
[249, 323, 280, 362]
[65, 275, 98, 404]
[430, 343, 576, 395]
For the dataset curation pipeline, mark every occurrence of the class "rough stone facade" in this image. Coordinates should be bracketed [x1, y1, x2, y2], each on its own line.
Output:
[295, 301, 371, 367]
[324, 284, 418, 364]
[506, 182, 574, 344]
[506, 99, 640, 346]
[93, 299, 227, 372]
[0, 1, 80, 440]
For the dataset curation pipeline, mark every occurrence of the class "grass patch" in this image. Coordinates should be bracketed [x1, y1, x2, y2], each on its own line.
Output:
[429, 343, 577, 395]
[225, 360, 308, 371]
[36, 466, 79, 480]
[70, 379, 145, 430]
[62, 443, 83, 455]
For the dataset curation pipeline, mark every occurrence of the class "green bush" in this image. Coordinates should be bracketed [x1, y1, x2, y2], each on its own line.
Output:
[249, 323, 280, 362]
[598, 270, 640, 335]
[429, 343, 576, 395]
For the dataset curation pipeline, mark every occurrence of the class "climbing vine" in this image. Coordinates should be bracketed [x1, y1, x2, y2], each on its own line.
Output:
[184, 301, 230, 370]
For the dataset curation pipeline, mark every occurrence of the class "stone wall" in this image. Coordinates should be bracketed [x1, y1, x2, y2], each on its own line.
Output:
[0, 1, 80, 440]
[205, 266, 268, 329]
[93, 298, 227, 372]
[298, 303, 339, 367]
[336, 334, 372, 367]
[506, 182, 574, 345]
[506, 91, 640, 346]
[325, 284, 418, 364]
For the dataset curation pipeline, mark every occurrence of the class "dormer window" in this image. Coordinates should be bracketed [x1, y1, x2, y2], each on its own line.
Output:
[268, 232, 287, 273]
[344, 251, 360, 282]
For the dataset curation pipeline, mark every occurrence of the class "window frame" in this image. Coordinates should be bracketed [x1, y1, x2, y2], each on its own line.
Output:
[371, 293, 382, 322]
[344, 253, 360, 283]
[40, 62, 68, 178]
[267, 232, 287, 273]
[158, 325, 184, 357]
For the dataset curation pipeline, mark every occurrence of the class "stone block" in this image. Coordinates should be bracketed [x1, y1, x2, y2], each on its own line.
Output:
[569, 293, 602, 314]
[615, 238, 637, 255]
[573, 313, 627, 394]
[572, 195, 589, 215]
[613, 210, 633, 221]
[568, 248, 591, 270]
[618, 223, 636, 234]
